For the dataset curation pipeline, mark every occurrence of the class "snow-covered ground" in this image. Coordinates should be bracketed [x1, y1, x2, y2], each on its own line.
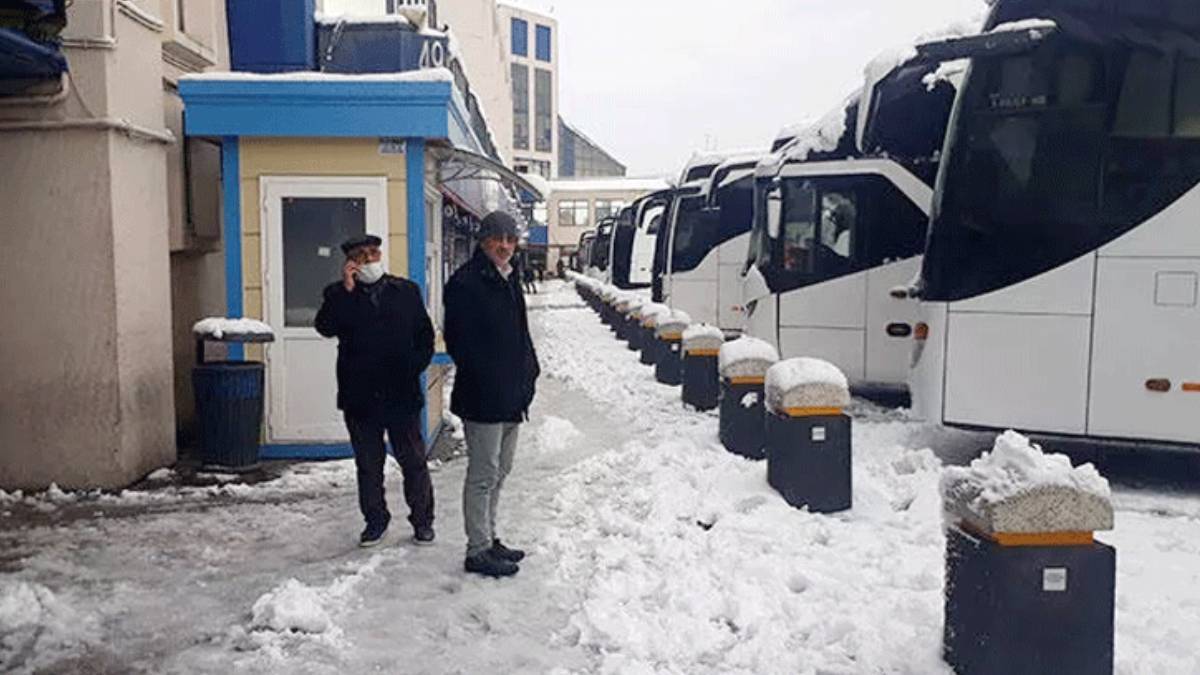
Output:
[3, 280, 1199, 674]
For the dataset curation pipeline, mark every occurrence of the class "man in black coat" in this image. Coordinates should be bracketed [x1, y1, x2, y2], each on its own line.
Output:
[315, 235, 436, 548]
[444, 211, 540, 578]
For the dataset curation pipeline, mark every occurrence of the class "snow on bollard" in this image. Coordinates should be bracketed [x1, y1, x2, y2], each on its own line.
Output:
[623, 298, 647, 351]
[653, 309, 692, 386]
[940, 431, 1115, 675]
[681, 324, 725, 411]
[638, 304, 670, 366]
[600, 287, 621, 326]
[613, 294, 640, 342]
[763, 358, 852, 513]
[717, 337, 779, 459]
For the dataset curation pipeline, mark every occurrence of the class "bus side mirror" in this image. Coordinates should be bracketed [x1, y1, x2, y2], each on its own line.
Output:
[766, 189, 783, 239]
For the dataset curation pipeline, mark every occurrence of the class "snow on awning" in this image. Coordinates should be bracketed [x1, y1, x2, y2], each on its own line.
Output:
[432, 146, 545, 201]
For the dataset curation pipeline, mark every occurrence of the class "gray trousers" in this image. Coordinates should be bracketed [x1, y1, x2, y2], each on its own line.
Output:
[462, 421, 521, 556]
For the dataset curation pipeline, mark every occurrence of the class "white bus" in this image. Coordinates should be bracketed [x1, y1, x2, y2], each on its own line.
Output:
[664, 152, 765, 332]
[652, 152, 736, 302]
[608, 189, 671, 289]
[739, 45, 961, 399]
[910, 0, 1200, 452]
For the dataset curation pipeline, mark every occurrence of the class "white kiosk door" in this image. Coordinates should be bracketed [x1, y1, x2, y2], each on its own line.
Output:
[263, 176, 389, 443]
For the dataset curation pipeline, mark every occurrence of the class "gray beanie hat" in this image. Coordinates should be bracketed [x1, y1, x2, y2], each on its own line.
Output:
[478, 211, 519, 240]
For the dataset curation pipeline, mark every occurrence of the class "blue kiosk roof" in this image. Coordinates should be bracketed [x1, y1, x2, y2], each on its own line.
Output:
[179, 71, 476, 144]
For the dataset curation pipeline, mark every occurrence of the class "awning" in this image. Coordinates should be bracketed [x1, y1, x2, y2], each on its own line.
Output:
[431, 145, 545, 201]
[527, 225, 549, 246]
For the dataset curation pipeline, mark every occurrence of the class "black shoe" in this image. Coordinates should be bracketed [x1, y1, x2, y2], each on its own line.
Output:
[491, 538, 525, 563]
[359, 522, 388, 548]
[413, 525, 436, 546]
[464, 550, 519, 578]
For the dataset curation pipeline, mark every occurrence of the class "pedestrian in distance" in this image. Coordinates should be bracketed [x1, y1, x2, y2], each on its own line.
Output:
[315, 235, 436, 548]
[522, 263, 538, 295]
[555, 258, 565, 279]
[444, 211, 541, 578]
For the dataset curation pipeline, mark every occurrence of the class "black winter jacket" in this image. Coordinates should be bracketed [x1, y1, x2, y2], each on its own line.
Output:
[314, 275, 435, 416]
[444, 249, 541, 423]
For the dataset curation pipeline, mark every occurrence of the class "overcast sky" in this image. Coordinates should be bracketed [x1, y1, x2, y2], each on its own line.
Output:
[511, 0, 989, 177]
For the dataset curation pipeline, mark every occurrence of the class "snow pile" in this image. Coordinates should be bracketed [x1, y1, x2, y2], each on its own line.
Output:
[182, 69, 455, 84]
[0, 580, 99, 671]
[543, 424, 951, 674]
[923, 58, 970, 91]
[779, 93, 857, 164]
[654, 309, 692, 338]
[251, 580, 333, 634]
[193, 317, 274, 340]
[990, 18, 1057, 37]
[718, 336, 779, 379]
[682, 324, 725, 353]
[765, 358, 851, 413]
[640, 304, 671, 328]
[536, 416, 583, 455]
[941, 431, 1113, 534]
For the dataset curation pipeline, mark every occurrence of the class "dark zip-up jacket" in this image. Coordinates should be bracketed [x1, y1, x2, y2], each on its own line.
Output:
[315, 275, 434, 417]
[444, 249, 541, 423]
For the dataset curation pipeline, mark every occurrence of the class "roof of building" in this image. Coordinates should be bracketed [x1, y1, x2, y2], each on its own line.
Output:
[559, 117, 626, 171]
[548, 177, 670, 194]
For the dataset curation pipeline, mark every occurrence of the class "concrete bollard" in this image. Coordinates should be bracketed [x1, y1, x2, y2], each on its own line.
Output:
[638, 304, 670, 366]
[717, 337, 779, 459]
[940, 431, 1115, 675]
[653, 310, 692, 386]
[764, 358, 852, 513]
[612, 294, 634, 341]
[681, 324, 725, 411]
[598, 287, 617, 326]
[624, 299, 646, 351]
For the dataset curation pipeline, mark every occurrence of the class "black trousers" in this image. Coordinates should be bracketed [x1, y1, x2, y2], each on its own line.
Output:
[344, 409, 434, 530]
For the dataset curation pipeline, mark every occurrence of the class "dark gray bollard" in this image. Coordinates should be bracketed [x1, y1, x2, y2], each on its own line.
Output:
[941, 432, 1116, 674]
[764, 358, 852, 513]
[638, 304, 669, 366]
[681, 324, 724, 411]
[717, 337, 778, 459]
[625, 301, 645, 351]
[653, 310, 691, 386]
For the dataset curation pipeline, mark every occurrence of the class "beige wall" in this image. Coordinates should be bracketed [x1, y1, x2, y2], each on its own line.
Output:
[545, 185, 664, 269]
[438, 0, 514, 165]
[0, 1, 182, 489]
[498, 3, 558, 177]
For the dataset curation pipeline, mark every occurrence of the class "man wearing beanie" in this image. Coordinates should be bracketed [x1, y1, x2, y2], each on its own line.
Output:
[444, 211, 541, 578]
[315, 235, 436, 548]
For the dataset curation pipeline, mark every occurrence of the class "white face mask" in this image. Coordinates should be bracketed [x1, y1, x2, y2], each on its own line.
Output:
[356, 261, 386, 285]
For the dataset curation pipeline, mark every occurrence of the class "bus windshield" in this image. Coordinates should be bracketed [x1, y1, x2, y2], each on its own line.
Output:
[922, 15, 1200, 301]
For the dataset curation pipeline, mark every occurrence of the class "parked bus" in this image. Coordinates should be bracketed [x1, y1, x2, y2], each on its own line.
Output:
[575, 230, 595, 273]
[608, 189, 671, 289]
[652, 153, 730, 301]
[910, 0, 1200, 451]
[587, 217, 616, 279]
[663, 152, 764, 331]
[739, 39, 963, 397]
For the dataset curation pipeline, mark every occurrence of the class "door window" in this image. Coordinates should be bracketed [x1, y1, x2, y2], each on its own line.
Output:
[282, 197, 366, 327]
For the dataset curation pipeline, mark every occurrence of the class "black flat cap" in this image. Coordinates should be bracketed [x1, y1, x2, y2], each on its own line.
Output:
[478, 211, 519, 241]
[340, 234, 383, 255]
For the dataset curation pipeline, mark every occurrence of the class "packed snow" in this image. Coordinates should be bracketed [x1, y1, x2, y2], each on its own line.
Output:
[990, 18, 1057, 37]
[942, 430, 1112, 509]
[193, 317, 275, 340]
[4, 282, 1200, 674]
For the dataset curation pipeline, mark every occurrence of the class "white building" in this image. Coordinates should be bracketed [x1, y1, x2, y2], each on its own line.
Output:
[546, 177, 670, 270]
[498, 2, 558, 179]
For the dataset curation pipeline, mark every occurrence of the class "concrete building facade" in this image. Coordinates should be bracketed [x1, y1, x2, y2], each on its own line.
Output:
[498, 2, 557, 179]
[0, 0, 230, 490]
[545, 177, 669, 270]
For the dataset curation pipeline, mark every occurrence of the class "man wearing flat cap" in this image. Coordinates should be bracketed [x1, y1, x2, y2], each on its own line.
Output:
[315, 234, 436, 548]
[444, 211, 541, 578]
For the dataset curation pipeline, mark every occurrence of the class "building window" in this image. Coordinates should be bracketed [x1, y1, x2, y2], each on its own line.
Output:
[511, 17, 528, 56]
[536, 24, 552, 62]
[512, 63, 529, 151]
[535, 69, 553, 153]
[530, 159, 551, 179]
[558, 200, 590, 228]
[594, 200, 625, 221]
